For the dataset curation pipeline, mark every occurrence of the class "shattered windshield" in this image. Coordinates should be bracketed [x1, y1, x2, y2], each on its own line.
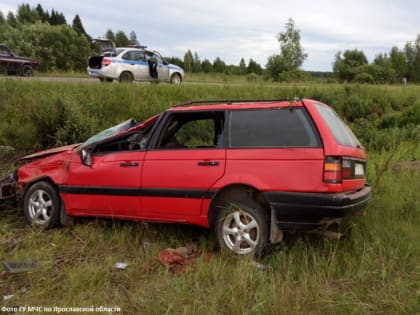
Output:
[82, 118, 137, 147]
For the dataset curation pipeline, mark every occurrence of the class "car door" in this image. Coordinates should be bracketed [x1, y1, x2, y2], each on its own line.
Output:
[63, 132, 146, 218]
[141, 111, 226, 220]
[154, 53, 170, 81]
[0, 45, 17, 72]
[121, 50, 148, 80]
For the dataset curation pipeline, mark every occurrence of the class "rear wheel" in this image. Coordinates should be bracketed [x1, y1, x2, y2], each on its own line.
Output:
[20, 64, 34, 77]
[23, 181, 61, 229]
[216, 200, 269, 257]
[119, 71, 133, 83]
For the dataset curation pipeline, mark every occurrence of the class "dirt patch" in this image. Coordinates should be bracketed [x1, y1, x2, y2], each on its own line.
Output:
[392, 160, 420, 173]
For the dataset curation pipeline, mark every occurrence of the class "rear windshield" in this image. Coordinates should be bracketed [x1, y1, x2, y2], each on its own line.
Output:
[314, 103, 361, 148]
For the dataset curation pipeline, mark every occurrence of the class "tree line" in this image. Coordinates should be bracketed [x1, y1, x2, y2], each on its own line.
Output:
[0, 3, 141, 72]
[0, 4, 92, 71]
[333, 38, 420, 84]
[0, 3, 264, 75]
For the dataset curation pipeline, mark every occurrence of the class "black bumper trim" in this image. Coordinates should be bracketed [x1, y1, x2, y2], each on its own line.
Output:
[263, 185, 371, 230]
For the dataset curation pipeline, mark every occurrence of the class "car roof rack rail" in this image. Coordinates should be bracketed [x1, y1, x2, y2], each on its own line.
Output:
[173, 98, 290, 107]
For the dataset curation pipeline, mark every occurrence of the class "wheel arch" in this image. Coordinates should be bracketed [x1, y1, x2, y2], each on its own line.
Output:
[208, 183, 271, 230]
[21, 176, 59, 198]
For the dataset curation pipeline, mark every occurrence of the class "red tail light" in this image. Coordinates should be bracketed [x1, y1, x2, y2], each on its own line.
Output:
[342, 159, 352, 179]
[324, 157, 366, 184]
[324, 157, 342, 183]
[102, 58, 112, 67]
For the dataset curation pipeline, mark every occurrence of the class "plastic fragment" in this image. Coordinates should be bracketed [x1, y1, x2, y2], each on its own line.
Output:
[158, 244, 214, 274]
[115, 262, 129, 270]
[2, 260, 38, 273]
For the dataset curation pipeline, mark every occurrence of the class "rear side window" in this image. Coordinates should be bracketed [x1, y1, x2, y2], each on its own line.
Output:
[122, 51, 145, 61]
[229, 108, 321, 148]
[314, 103, 361, 148]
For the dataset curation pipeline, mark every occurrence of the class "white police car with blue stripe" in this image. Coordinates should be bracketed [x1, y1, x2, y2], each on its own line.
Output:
[87, 47, 184, 84]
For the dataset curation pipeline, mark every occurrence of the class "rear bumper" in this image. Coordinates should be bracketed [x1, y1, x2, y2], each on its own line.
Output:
[263, 185, 372, 231]
[87, 67, 116, 80]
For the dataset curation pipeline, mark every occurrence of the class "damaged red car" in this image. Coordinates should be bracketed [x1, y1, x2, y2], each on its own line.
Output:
[0, 99, 371, 256]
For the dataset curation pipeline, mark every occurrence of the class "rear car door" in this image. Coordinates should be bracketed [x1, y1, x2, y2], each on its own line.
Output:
[141, 111, 226, 220]
[121, 50, 148, 80]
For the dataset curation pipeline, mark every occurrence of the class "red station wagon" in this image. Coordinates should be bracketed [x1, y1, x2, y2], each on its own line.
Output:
[1, 99, 371, 256]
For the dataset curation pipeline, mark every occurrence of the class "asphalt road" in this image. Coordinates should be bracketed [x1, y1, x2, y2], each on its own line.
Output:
[0, 75, 252, 86]
[1, 75, 104, 84]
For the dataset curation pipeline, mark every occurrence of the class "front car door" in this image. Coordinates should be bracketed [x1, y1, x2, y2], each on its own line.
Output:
[62, 130, 149, 219]
[0, 45, 18, 73]
[141, 111, 226, 221]
[154, 52, 170, 81]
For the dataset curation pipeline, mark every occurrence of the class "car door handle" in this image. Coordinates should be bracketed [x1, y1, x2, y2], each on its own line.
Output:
[120, 161, 139, 167]
[197, 161, 219, 167]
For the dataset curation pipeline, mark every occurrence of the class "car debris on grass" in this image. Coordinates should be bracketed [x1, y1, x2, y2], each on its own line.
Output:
[158, 244, 214, 274]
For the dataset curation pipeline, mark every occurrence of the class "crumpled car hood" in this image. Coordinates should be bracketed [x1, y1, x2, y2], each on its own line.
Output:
[19, 143, 80, 162]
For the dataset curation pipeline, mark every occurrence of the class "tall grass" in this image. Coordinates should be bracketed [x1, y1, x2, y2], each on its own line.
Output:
[0, 79, 419, 154]
[0, 80, 419, 314]
[0, 145, 418, 314]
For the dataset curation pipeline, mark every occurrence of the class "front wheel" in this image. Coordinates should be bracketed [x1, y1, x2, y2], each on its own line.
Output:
[23, 181, 61, 229]
[20, 64, 34, 77]
[170, 73, 182, 84]
[216, 200, 269, 257]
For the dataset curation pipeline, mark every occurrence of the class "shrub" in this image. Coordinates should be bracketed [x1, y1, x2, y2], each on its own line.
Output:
[246, 73, 258, 82]
[354, 72, 375, 84]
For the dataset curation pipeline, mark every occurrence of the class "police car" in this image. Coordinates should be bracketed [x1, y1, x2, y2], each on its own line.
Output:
[87, 47, 184, 84]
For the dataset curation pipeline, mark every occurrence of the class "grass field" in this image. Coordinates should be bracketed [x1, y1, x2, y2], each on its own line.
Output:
[0, 80, 419, 314]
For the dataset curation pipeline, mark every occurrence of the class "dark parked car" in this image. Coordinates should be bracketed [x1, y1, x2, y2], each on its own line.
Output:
[0, 99, 371, 256]
[0, 44, 39, 76]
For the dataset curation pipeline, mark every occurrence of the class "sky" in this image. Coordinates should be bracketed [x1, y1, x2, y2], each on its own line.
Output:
[1, 0, 419, 71]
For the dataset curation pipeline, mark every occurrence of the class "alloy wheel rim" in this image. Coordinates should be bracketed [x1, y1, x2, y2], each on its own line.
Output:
[28, 189, 53, 225]
[222, 210, 260, 254]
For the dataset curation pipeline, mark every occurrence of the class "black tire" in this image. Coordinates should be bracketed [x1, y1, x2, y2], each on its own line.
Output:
[170, 73, 182, 84]
[215, 199, 269, 257]
[20, 64, 34, 77]
[119, 71, 134, 83]
[23, 181, 61, 229]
